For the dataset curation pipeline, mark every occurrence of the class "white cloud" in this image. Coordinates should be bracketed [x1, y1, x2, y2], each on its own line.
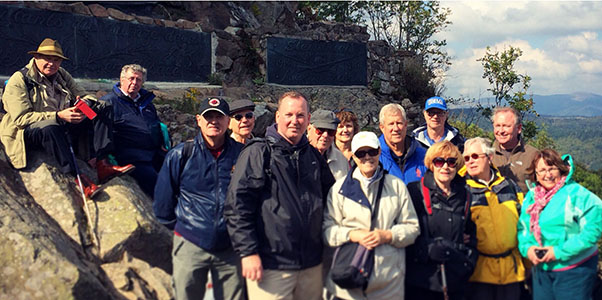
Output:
[438, 1, 602, 97]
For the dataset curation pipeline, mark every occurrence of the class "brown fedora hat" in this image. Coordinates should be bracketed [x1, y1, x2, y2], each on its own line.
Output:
[27, 38, 69, 60]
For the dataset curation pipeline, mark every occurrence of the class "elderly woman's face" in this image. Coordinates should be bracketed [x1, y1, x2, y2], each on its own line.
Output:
[535, 158, 562, 190]
[463, 142, 490, 178]
[431, 155, 457, 186]
[336, 121, 355, 144]
[352, 146, 380, 177]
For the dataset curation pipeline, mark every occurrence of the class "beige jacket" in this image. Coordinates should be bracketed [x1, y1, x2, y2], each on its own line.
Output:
[325, 144, 350, 180]
[492, 138, 538, 193]
[323, 167, 419, 300]
[0, 58, 92, 168]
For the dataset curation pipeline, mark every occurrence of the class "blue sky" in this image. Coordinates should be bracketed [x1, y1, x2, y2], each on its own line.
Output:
[436, 1, 602, 99]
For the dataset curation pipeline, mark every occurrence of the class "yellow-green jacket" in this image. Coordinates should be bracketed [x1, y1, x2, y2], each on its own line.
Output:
[459, 165, 526, 285]
[0, 58, 92, 169]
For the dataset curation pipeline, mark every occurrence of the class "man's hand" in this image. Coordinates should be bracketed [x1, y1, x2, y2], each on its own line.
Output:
[241, 254, 263, 282]
[57, 106, 85, 124]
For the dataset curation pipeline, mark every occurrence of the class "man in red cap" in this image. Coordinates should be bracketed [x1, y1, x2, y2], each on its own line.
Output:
[0, 38, 134, 198]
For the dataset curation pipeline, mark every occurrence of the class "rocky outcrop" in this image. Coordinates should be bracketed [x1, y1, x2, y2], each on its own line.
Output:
[0, 151, 174, 299]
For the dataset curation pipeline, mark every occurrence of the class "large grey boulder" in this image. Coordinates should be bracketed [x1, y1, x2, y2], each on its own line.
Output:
[0, 151, 174, 299]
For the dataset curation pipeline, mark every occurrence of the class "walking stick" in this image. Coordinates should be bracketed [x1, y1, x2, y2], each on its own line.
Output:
[440, 263, 449, 300]
[66, 134, 99, 248]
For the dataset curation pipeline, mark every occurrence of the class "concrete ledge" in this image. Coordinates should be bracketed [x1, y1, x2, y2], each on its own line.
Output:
[0, 75, 217, 91]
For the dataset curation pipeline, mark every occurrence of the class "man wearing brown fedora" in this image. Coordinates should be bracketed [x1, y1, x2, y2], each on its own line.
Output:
[0, 38, 135, 198]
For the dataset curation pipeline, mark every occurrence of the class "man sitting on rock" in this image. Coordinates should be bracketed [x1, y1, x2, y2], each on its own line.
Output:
[0, 38, 134, 198]
[100, 64, 166, 196]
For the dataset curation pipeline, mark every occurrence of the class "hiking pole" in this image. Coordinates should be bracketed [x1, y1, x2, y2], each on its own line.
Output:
[440, 263, 449, 300]
[66, 134, 98, 248]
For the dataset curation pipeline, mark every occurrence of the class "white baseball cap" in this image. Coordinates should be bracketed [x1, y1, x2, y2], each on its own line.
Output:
[351, 131, 380, 154]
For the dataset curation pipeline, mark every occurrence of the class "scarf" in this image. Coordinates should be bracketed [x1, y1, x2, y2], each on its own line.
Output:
[527, 176, 567, 246]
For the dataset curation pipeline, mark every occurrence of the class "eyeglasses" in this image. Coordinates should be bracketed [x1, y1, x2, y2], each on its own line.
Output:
[315, 127, 336, 137]
[233, 112, 254, 121]
[536, 167, 559, 176]
[426, 110, 446, 117]
[355, 148, 379, 158]
[432, 157, 457, 168]
[463, 153, 486, 162]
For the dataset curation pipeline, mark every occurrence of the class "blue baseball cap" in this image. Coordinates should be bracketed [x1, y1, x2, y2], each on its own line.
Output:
[425, 96, 448, 111]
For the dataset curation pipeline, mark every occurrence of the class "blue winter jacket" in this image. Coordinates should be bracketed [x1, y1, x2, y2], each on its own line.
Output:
[101, 83, 162, 164]
[378, 134, 427, 184]
[153, 133, 243, 251]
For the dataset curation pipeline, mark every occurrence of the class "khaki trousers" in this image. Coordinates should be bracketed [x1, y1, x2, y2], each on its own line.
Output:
[246, 264, 323, 300]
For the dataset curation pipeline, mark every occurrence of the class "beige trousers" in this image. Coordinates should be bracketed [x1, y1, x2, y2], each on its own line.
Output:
[246, 264, 323, 300]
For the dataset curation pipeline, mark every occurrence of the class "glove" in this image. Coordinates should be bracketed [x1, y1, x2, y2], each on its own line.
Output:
[428, 237, 453, 263]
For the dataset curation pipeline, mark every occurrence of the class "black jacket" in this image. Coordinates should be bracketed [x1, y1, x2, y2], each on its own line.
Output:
[225, 124, 335, 270]
[101, 83, 163, 164]
[405, 170, 477, 293]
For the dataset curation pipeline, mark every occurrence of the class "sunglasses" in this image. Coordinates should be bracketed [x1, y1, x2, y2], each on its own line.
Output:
[432, 157, 457, 168]
[463, 153, 486, 162]
[233, 112, 254, 121]
[355, 148, 379, 158]
[426, 110, 446, 117]
[315, 127, 336, 137]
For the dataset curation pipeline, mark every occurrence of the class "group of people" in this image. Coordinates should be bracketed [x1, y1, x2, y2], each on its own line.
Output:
[2, 38, 601, 300]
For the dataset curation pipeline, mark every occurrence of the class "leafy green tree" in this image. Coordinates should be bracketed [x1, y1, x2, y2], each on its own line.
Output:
[297, 1, 363, 23]
[477, 46, 538, 140]
[573, 163, 602, 198]
[298, 1, 452, 75]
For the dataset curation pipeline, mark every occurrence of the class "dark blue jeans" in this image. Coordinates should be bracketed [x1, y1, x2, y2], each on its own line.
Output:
[533, 254, 598, 300]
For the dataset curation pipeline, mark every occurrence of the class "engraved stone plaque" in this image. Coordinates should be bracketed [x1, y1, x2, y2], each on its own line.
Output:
[0, 4, 211, 82]
[267, 37, 367, 86]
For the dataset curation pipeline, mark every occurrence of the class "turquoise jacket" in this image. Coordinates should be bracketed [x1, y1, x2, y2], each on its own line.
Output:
[517, 154, 602, 271]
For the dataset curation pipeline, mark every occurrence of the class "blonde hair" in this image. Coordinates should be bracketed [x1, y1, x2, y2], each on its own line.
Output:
[424, 140, 464, 171]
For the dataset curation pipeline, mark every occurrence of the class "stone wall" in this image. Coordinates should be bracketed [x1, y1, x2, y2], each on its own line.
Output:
[3, 1, 431, 130]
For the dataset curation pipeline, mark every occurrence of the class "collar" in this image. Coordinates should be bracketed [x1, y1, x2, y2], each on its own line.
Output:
[494, 136, 526, 154]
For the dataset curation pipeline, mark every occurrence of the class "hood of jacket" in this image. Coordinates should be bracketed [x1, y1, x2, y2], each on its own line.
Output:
[412, 123, 460, 145]
[561, 154, 575, 184]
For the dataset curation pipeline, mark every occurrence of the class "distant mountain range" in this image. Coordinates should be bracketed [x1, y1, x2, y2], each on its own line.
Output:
[533, 93, 602, 116]
[451, 93, 602, 117]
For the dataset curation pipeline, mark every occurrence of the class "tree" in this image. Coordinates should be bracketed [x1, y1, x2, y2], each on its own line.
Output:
[297, 1, 363, 23]
[478, 46, 539, 140]
[297, 1, 452, 75]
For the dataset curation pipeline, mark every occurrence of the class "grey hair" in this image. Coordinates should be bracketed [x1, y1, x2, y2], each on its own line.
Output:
[464, 137, 495, 156]
[120, 64, 147, 82]
[379, 103, 407, 125]
[492, 106, 521, 126]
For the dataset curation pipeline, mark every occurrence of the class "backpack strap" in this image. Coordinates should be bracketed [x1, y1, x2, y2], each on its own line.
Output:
[179, 140, 194, 174]
[421, 176, 433, 215]
[1, 68, 34, 114]
[19, 67, 35, 92]
[369, 170, 386, 231]
[176, 140, 194, 191]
